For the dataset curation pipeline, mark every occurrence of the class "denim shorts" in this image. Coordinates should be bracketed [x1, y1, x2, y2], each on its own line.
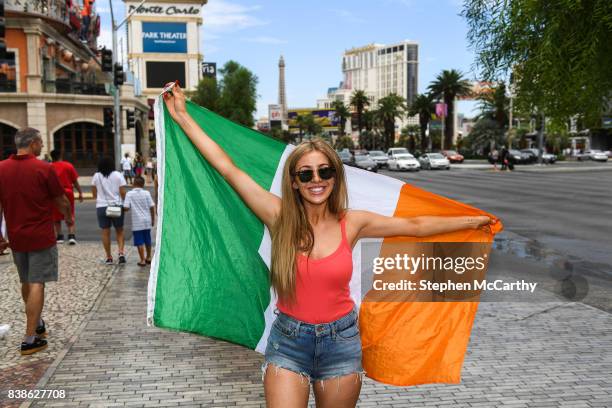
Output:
[263, 308, 364, 383]
[96, 207, 125, 229]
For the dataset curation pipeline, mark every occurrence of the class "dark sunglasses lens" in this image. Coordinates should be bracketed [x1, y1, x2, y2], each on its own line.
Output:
[318, 167, 335, 180]
[297, 170, 314, 183]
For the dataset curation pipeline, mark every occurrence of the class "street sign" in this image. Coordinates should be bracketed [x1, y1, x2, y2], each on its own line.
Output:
[202, 62, 217, 79]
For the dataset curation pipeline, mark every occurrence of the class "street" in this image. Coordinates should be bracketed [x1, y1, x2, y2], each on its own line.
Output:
[1, 166, 611, 407]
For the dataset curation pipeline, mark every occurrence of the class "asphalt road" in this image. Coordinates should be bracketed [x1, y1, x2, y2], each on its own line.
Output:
[68, 166, 612, 311]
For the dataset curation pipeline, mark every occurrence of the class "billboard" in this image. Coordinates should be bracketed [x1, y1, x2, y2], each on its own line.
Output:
[269, 105, 282, 122]
[288, 109, 339, 130]
[202, 62, 217, 79]
[142, 22, 187, 53]
[146, 61, 185, 89]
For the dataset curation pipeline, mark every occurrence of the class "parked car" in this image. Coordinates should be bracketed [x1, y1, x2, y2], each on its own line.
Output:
[353, 155, 378, 172]
[418, 153, 450, 170]
[508, 149, 532, 164]
[441, 150, 464, 163]
[338, 150, 353, 165]
[521, 148, 556, 164]
[577, 150, 609, 162]
[368, 150, 389, 168]
[388, 153, 420, 171]
[387, 147, 410, 157]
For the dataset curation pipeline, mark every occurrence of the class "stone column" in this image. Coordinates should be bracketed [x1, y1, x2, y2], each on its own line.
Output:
[27, 102, 49, 153]
[24, 28, 42, 94]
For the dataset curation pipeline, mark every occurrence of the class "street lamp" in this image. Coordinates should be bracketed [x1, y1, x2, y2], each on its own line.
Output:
[108, 0, 148, 169]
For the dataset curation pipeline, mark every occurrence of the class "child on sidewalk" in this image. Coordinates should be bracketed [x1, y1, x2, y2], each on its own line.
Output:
[123, 176, 155, 266]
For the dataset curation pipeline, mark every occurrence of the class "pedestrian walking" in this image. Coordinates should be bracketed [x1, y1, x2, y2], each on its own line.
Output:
[121, 153, 133, 185]
[134, 153, 145, 177]
[50, 150, 83, 245]
[92, 157, 127, 265]
[123, 176, 155, 266]
[145, 157, 154, 184]
[500, 146, 509, 171]
[163, 83, 494, 407]
[0, 127, 72, 355]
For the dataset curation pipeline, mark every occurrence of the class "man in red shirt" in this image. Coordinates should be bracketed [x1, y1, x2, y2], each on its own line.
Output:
[50, 150, 83, 245]
[0, 128, 72, 356]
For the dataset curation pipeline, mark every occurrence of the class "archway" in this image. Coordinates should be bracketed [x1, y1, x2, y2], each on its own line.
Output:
[0, 122, 18, 160]
[53, 122, 113, 170]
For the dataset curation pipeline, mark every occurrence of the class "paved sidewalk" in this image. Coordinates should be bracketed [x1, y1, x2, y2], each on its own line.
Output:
[0, 252, 608, 407]
[0, 243, 127, 408]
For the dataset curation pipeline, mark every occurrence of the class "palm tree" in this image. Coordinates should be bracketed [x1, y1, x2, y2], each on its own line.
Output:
[428, 69, 472, 149]
[331, 100, 351, 138]
[377, 93, 406, 150]
[295, 114, 307, 143]
[476, 83, 509, 130]
[350, 90, 370, 137]
[408, 93, 436, 152]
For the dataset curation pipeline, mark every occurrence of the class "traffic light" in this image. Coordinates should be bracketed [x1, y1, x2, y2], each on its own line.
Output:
[101, 48, 113, 72]
[126, 109, 135, 129]
[103, 107, 114, 130]
[113, 62, 125, 86]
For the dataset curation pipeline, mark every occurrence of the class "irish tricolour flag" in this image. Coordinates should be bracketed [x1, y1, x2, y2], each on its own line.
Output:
[148, 98, 502, 386]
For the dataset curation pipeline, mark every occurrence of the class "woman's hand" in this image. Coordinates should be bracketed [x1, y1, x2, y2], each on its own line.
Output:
[470, 215, 494, 230]
[162, 81, 187, 122]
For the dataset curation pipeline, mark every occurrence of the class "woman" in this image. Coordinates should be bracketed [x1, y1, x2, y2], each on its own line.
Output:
[91, 157, 128, 265]
[133, 154, 144, 178]
[163, 83, 494, 408]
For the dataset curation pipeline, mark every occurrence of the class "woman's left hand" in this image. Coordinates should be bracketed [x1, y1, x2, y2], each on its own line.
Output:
[472, 216, 495, 230]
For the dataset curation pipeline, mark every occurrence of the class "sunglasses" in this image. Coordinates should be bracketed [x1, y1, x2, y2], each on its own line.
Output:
[294, 166, 336, 183]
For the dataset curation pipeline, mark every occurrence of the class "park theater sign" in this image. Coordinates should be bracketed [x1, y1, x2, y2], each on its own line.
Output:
[128, 3, 201, 16]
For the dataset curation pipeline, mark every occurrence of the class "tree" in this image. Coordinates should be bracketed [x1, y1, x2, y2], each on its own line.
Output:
[408, 94, 436, 152]
[428, 69, 472, 149]
[191, 60, 258, 127]
[350, 90, 370, 136]
[398, 125, 420, 151]
[465, 118, 505, 153]
[331, 100, 351, 138]
[462, 0, 612, 128]
[334, 136, 355, 150]
[476, 83, 509, 130]
[191, 77, 219, 112]
[377, 93, 406, 150]
[295, 114, 323, 142]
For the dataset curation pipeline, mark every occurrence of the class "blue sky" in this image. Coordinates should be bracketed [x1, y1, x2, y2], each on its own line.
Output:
[97, 0, 478, 117]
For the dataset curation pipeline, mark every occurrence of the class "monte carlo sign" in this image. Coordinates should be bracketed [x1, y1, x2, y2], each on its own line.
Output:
[128, 2, 202, 16]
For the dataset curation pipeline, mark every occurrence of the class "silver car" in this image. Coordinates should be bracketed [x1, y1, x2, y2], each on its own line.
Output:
[419, 153, 450, 170]
[368, 150, 389, 168]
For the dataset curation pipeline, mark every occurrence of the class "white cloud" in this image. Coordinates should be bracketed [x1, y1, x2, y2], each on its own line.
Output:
[243, 36, 287, 45]
[203, 0, 265, 32]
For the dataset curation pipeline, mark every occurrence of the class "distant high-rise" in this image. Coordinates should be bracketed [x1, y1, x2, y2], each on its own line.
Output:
[342, 40, 418, 106]
[278, 55, 288, 124]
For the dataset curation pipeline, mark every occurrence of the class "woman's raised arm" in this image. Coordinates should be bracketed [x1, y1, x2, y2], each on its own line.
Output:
[162, 82, 280, 229]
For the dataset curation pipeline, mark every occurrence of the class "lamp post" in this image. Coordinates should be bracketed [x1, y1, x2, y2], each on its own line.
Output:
[108, 0, 147, 169]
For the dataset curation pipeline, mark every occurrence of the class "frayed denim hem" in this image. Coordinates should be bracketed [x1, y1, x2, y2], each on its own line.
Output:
[261, 361, 311, 385]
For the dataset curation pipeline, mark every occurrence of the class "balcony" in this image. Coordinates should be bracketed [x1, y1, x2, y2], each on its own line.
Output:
[43, 78, 109, 95]
[6, 0, 99, 51]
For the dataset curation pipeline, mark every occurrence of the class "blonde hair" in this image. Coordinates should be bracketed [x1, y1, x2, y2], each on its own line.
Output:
[270, 138, 349, 301]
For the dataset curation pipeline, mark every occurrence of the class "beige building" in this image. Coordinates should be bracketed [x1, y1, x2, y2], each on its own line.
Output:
[0, 0, 150, 172]
[125, 0, 207, 98]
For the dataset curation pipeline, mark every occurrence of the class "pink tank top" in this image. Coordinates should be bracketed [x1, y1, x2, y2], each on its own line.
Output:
[276, 217, 355, 324]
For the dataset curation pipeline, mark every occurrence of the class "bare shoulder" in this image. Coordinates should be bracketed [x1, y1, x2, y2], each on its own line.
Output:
[343, 210, 370, 248]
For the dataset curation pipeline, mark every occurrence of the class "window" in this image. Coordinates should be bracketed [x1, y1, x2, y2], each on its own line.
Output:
[0, 51, 17, 92]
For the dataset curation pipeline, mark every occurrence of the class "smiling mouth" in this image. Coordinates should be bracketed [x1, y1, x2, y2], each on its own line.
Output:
[307, 185, 327, 195]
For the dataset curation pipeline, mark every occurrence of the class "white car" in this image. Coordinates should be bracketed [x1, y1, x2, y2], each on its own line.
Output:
[577, 150, 609, 162]
[388, 153, 420, 171]
[419, 153, 451, 170]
